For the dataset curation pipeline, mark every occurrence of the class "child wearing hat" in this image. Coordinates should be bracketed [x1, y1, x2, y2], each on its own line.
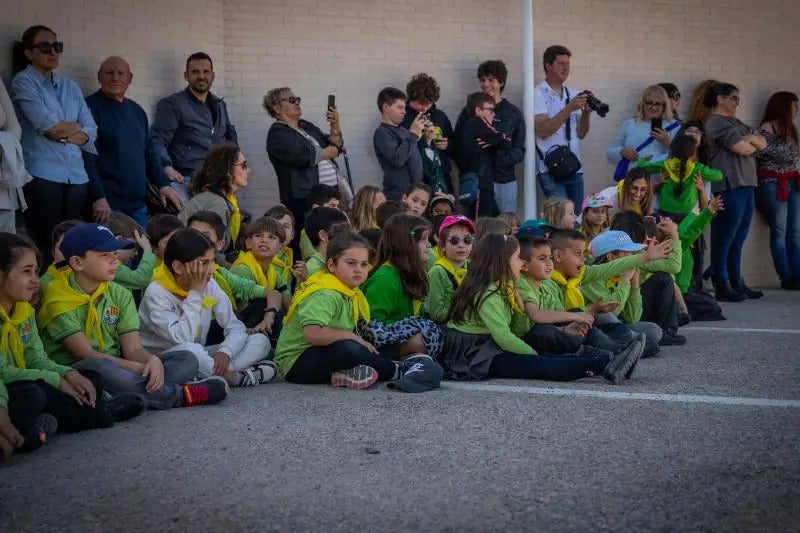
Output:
[429, 192, 455, 217]
[578, 193, 612, 257]
[38, 223, 228, 410]
[424, 215, 475, 323]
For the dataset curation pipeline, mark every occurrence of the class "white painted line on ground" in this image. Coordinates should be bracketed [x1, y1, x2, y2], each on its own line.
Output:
[441, 382, 800, 408]
[683, 326, 800, 334]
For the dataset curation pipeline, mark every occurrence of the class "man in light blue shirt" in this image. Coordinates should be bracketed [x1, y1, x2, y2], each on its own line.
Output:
[10, 25, 97, 265]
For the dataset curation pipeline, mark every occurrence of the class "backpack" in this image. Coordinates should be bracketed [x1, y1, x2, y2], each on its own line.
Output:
[683, 291, 726, 322]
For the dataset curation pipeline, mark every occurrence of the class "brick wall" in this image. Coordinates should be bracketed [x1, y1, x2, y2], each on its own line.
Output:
[1, 0, 798, 284]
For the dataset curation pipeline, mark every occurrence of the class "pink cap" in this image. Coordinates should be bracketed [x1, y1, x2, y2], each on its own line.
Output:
[438, 214, 476, 235]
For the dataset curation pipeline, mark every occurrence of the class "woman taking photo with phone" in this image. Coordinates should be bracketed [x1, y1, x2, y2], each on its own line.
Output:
[607, 85, 680, 181]
[704, 82, 767, 302]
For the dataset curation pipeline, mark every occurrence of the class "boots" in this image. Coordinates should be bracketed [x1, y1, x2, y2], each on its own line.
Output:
[713, 278, 746, 302]
[731, 278, 764, 299]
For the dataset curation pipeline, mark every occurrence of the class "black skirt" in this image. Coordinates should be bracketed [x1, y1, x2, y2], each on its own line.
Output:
[439, 328, 504, 381]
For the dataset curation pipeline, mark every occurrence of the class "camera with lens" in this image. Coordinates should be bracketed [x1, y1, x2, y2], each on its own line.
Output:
[582, 91, 610, 117]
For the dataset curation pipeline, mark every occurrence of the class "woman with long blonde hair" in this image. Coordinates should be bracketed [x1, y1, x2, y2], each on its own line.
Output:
[349, 186, 386, 231]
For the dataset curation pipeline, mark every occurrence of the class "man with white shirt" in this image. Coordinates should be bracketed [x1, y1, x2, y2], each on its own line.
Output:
[534, 45, 593, 214]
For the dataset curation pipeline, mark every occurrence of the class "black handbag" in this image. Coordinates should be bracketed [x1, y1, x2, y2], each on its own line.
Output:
[535, 87, 582, 182]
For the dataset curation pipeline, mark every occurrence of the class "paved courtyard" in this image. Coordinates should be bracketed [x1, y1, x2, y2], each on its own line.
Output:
[2, 291, 799, 532]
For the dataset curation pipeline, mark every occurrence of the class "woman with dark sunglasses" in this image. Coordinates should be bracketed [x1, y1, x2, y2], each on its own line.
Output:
[10, 25, 98, 266]
[704, 82, 767, 302]
[264, 87, 343, 256]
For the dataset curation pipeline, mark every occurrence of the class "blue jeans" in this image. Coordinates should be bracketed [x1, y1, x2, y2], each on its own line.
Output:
[493, 181, 518, 213]
[757, 181, 800, 281]
[710, 186, 755, 282]
[72, 350, 198, 410]
[538, 171, 584, 215]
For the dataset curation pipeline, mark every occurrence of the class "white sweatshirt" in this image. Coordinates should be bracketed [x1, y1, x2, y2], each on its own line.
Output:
[138, 278, 248, 357]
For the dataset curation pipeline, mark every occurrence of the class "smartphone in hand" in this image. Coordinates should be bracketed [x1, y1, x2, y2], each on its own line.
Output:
[650, 117, 663, 131]
[328, 94, 336, 110]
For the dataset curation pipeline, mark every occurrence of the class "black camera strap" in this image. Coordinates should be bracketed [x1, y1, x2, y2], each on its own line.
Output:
[536, 86, 572, 161]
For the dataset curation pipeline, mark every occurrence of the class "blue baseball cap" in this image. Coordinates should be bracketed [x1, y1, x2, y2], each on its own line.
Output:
[57, 223, 135, 267]
[589, 230, 645, 259]
[516, 219, 556, 238]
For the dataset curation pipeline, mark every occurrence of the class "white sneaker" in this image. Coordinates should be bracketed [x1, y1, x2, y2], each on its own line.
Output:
[239, 361, 278, 387]
[330, 365, 379, 390]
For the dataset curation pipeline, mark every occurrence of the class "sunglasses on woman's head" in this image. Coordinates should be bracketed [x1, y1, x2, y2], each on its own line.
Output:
[448, 235, 474, 246]
[31, 41, 63, 54]
[281, 96, 301, 105]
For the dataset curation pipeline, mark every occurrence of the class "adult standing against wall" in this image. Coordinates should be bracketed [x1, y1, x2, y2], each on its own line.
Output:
[659, 82, 682, 122]
[84, 56, 183, 227]
[400, 73, 454, 193]
[0, 74, 30, 233]
[756, 91, 800, 290]
[10, 25, 97, 264]
[264, 87, 342, 250]
[454, 60, 525, 214]
[534, 45, 592, 214]
[704, 82, 766, 302]
[150, 52, 237, 202]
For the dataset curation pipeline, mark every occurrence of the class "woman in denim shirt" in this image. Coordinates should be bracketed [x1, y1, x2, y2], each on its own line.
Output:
[10, 25, 97, 265]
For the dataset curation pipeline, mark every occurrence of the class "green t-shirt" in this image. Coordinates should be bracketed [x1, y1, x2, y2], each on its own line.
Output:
[299, 229, 315, 262]
[306, 250, 326, 278]
[516, 276, 564, 313]
[215, 266, 265, 303]
[229, 263, 291, 301]
[42, 276, 140, 366]
[424, 262, 460, 323]
[361, 264, 415, 324]
[114, 252, 157, 290]
[0, 312, 71, 405]
[274, 289, 358, 376]
[638, 157, 723, 214]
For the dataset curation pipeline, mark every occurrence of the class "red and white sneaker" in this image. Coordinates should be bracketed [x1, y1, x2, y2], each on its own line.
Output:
[330, 365, 379, 390]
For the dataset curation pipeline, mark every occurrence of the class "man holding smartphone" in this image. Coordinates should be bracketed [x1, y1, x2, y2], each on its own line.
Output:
[534, 45, 593, 215]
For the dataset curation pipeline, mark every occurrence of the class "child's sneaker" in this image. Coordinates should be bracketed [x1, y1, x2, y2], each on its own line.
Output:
[331, 365, 379, 390]
[32, 413, 58, 448]
[239, 361, 278, 387]
[603, 334, 645, 385]
[625, 333, 647, 379]
[106, 393, 147, 422]
[181, 376, 229, 406]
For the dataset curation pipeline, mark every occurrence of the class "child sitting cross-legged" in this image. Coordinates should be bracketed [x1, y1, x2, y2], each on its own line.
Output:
[38, 224, 227, 410]
[274, 232, 405, 389]
[439, 233, 640, 384]
[139, 229, 276, 387]
[104, 212, 157, 291]
[230, 217, 293, 330]
[302, 207, 351, 278]
[361, 213, 443, 360]
[188, 211, 284, 337]
[424, 215, 475, 323]
[0, 233, 145, 458]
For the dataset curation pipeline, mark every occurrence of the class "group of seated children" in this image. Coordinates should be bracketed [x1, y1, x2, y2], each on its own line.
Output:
[0, 162, 714, 461]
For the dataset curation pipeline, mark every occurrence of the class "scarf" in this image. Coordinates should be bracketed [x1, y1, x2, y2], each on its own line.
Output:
[38, 270, 108, 352]
[664, 157, 697, 184]
[550, 266, 586, 310]
[434, 257, 467, 286]
[44, 263, 65, 280]
[607, 276, 621, 289]
[211, 265, 236, 306]
[504, 282, 523, 315]
[152, 264, 216, 309]
[617, 180, 642, 215]
[232, 251, 277, 289]
[271, 247, 294, 281]
[226, 193, 241, 244]
[285, 271, 370, 326]
[0, 302, 34, 369]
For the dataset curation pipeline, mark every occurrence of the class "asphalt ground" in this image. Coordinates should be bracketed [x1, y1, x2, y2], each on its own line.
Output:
[2, 290, 799, 532]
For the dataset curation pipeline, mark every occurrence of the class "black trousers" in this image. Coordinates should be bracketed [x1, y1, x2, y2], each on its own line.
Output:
[488, 352, 609, 382]
[6, 369, 113, 451]
[523, 324, 584, 354]
[23, 178, 88, 267]
[286, 197, 307, 261]
[285, 340, 397, 384]
[641, 272, 679, 330]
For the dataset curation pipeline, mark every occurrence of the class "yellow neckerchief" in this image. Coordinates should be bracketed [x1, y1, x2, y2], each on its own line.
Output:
[211, 264, 236, 306]
[607, 276, 621, 289]
[370, 221, 380, 229]
[550, 266, 586, 310]
[44, 263, 65, 279]
[384, 262, 422, 316]
[285, 271, 369, 326]
[271, 247, 294, 281]
[38, 270, 108, 352]
[226, 193, 241, 243]
[617, 180, 642, 215]
[232, 251, 277, 289]
[434, 257, 468, 286]
[0, 302, 34, 369]
[664, 157, 697, 184]
[152, 264, 216, 309]
[431, 247, 442, 262]
[504, 281, 522, 314]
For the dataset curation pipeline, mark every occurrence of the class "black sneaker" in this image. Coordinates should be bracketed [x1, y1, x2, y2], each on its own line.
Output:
[603, 334, 645, 385]
[677, 312, 691, 327]
[659, 328, 687, 346]
[733, 279, 764, 299]
[30, 413, 58, 449]
[107, 393, 147, 422]
[181, 376, 229, 406]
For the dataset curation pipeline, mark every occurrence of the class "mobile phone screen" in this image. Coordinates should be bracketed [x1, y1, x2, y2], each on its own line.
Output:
[328, 94, 336, 109]
[650, 117, 663, 131]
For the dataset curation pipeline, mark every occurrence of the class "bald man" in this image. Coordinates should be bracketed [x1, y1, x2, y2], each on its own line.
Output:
[83, 57, 182, 226]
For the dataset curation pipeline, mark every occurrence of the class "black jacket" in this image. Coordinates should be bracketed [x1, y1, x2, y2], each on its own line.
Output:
[454, 97, 526, 184]
[267, 120, 334, 203]
[401, 103, 455, 191]
[459, 116, 513, 190]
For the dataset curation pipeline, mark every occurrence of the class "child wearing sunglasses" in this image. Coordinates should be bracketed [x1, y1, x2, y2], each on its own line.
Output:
[424, 215, 475, 323]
